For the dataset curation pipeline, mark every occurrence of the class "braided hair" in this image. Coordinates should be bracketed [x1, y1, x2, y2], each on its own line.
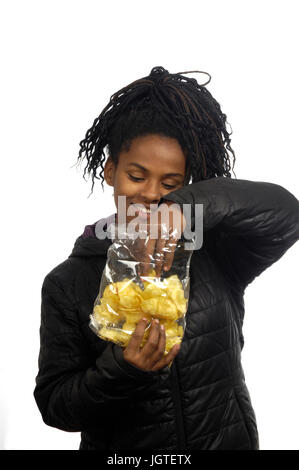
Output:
[76, 66, 236, 195]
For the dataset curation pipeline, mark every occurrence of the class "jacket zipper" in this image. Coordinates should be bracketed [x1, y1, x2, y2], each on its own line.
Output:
[171, 358, 186, 449]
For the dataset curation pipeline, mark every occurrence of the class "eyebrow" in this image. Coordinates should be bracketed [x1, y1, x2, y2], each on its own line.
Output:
[127, 162, 184, 178]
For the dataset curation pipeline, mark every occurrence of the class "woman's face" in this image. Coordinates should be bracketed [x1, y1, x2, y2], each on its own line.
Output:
[104, 134, 186, 221]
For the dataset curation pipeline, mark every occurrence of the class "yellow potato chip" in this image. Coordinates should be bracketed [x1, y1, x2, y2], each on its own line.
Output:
[161, 320, 183, 337]
[164, 275, 182, 290]
[141, 295, 179, 320]
[93, 304, 119, 324]
[103, 283, 118, 298]
[164, 323, 180, 337]
[93, 269, 186, 352]
[117, 307, 141, 315]
[159, 319, 173, 329]
[113, 281, 143, 308]
[140, 297, 159, 316]
[142, 283, 167, 299]
[156, 297, 178, 320]
[102, 296, 120, 315]
[169, 291, 187, 315]
[165, 336, 182, 352]
[121, 321, 137, 333]
[168, 288, 184, 303]
[177, 325, 183, 337]
[99, 326, 130, 346]
[122, 310, 144, 324]
[119, 294, 142, 309]
[130, 282, 144, 295]
[114, 279, 135, 294]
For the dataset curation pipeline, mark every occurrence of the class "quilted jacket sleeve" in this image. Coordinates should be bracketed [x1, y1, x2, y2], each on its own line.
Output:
[160, 177, 299, 293]
[34, 274, 160, 432]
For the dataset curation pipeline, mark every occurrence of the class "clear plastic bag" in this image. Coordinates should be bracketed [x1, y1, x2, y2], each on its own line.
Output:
[90, 225, 193, 355]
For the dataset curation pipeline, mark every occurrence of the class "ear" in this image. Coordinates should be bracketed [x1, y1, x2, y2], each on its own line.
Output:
[104, 157, 115, 187]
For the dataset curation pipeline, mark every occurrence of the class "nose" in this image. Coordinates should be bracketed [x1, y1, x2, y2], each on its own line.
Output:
[139, 179, 161, 205]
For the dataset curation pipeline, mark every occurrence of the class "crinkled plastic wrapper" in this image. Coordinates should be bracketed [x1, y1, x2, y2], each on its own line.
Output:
[90, 228, 193, 355]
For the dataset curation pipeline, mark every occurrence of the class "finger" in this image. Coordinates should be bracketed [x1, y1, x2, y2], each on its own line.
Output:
[162, 236, 178, 272]
[155, 322, 166, 358]
[132, 222, 150, 257]
[125, 318, 149, 353]
[140, 319, 161, 357]
[154, 237, 167, 277]
[140, 236, 157, 275]
[151, 342, 181, 371]
[167, 202, 186, 235]
[145, 321, 166, 364]
[132, 231, 144, 258]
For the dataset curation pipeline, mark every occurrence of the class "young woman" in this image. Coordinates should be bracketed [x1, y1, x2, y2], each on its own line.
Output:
[34, 66, 299, 450]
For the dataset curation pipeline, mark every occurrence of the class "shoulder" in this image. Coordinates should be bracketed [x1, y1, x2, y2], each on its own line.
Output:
[43, 257, 84, 289]
[42, 254, 106, 299]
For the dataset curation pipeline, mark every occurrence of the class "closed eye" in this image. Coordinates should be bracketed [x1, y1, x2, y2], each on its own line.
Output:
[128, 174, 144, 182]
[128, 174, 176, 189]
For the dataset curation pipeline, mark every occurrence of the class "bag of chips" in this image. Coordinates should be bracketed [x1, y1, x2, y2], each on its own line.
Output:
[89, 225, 193, 355]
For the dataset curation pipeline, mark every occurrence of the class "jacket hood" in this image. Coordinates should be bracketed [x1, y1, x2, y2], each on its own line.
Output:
[69, 214, 116, 258]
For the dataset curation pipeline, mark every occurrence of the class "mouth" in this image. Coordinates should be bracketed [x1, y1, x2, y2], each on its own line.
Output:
[129, 203, 158, 220]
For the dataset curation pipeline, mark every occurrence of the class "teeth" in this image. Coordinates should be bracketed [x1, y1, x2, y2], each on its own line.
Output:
[130, 204, 156, 215]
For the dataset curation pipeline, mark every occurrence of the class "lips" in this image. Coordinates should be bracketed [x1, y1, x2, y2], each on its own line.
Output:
[129, 203, 158, 219]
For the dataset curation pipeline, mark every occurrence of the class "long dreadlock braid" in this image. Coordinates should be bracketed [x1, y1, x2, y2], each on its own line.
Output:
[76, 66, 236, 195]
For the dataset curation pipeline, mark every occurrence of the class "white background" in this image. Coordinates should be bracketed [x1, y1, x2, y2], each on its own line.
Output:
[1, 0, 298, 450]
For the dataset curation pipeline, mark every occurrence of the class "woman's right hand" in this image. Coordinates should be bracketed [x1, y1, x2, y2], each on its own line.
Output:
[123, 318, 181, 371]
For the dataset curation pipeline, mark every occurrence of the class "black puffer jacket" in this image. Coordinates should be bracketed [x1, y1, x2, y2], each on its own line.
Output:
[34, 177, 299, 450]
